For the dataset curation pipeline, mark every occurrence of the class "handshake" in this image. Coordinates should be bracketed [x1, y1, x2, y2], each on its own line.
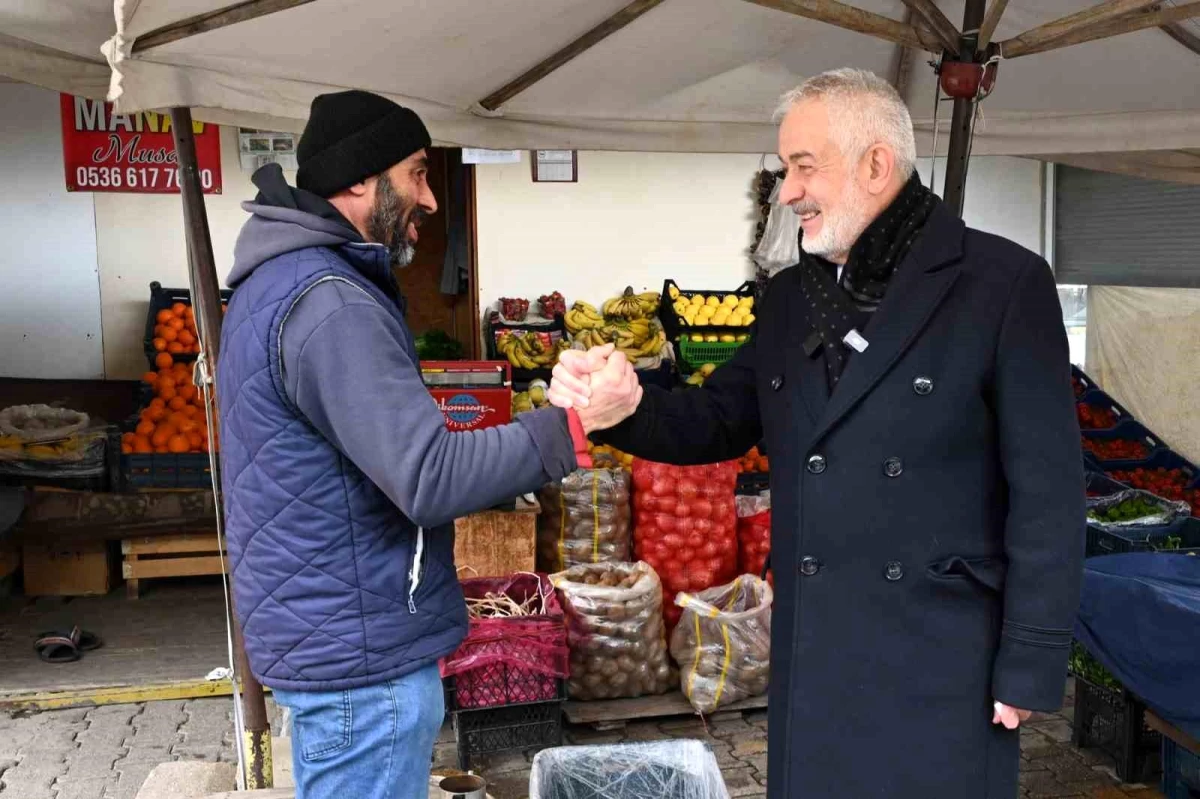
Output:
[548, 344, 644, 434]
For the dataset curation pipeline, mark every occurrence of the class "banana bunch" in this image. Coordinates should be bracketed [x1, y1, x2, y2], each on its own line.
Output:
[497, 332, 569, 370]
[564, 301, 605, 334]
[602, 287, 659, 321]
[672, 292, 756, 328]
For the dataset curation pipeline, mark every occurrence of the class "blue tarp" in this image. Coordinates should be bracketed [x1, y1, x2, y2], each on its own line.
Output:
[1075, 552, 1200, 739]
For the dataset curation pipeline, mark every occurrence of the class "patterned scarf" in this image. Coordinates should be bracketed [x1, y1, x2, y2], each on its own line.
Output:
[798, 173, 938, 391]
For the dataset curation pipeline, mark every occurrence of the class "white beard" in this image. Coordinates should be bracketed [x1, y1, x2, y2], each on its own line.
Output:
[800, 182, 872, 262]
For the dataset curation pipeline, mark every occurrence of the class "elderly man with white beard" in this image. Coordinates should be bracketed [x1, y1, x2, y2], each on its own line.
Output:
[550, 68, 1085, 799]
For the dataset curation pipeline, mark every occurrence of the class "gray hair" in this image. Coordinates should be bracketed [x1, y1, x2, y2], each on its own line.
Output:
[774, 68, 917, 180]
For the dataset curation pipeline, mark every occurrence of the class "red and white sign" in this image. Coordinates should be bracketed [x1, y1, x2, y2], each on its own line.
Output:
[60, 94, 223, 194]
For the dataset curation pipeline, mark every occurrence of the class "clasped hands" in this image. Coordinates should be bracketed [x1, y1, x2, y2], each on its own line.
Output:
[548, 344, 642, 434]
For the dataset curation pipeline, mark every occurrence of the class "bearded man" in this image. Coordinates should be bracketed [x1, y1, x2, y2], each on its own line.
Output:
[216, 90, 638, 799]
[550, 69, 1085, 798]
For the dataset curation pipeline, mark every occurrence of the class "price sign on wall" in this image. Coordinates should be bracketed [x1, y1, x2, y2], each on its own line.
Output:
[59, 94, 223, 194]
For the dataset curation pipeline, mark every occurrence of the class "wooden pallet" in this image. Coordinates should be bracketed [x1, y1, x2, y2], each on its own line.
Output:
[563, 690, 767, 727]
[121, 532, 225, 598]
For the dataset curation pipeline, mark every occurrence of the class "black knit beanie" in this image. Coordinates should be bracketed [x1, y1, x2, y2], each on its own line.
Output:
[296, 90, 432, 198]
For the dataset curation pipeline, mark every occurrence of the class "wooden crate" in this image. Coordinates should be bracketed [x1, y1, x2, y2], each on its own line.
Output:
[121, 532, 225, 599]
[23, 541, 114, 596]
[453, 496, 539, 579]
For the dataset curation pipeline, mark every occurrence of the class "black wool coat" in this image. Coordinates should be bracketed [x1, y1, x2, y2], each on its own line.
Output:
[598, 204, 1086, 798]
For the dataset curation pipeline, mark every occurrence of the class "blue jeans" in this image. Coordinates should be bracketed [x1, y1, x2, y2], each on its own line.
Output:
[273, 664, 445, 799]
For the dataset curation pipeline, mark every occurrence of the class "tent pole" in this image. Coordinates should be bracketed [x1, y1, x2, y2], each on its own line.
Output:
[169, 108, 274, 791]
[941, 0, 986, 217]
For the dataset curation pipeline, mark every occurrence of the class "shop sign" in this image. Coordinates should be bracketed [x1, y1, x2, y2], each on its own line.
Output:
[59, 94, 223, 194]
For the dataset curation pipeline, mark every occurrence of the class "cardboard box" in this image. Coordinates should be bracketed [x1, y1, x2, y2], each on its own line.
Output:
[454, 496, 539, 578]
[23, 541, 113, 596]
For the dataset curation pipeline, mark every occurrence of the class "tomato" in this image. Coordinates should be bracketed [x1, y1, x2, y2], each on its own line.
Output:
[692, 498, 714, 519]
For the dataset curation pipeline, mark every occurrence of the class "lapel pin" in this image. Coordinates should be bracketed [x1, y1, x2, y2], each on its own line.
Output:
[843, 329, 869, 353]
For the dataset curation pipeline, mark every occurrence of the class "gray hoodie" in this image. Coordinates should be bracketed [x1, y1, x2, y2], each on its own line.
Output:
[224, 165, 578, 528]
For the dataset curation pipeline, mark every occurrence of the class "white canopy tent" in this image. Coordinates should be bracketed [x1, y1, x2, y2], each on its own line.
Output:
[1, 0, 1198, 165]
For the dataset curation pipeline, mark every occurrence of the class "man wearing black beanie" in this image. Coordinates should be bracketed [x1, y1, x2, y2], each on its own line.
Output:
[216, 91, 641, 798]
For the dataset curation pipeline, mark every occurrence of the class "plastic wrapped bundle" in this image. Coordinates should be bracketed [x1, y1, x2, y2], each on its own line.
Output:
[538, 468, 632, 573]
[529, 740, 729, 799]
[671, 575, 772, 714]
[550, 561, 675, 700]
[1086, 489, 1192, 531]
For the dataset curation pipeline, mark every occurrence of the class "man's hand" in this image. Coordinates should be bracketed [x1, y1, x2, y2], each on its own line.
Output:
[993, 702, 1032, 730]
[548, 345, 613, 409]
[549, 346, 641, 434]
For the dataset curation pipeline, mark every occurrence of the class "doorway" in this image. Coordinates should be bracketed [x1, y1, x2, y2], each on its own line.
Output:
[393, 148, 479, 359]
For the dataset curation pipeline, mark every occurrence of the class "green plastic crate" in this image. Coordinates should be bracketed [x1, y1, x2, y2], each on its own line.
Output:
[678, 337, 746, 373]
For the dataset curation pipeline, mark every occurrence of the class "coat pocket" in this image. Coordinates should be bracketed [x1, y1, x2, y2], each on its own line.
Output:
[295, 691, 353, 762]
[926, 555, 1008, 593]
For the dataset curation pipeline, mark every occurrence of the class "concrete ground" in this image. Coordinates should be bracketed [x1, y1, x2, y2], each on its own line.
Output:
[0, 679, 1165, 799]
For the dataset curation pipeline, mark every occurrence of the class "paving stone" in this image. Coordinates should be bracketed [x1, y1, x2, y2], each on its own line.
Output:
[742, 752, 769, 777]
[0, 760, 63, 798]
[722, 766, 765, 798]
[703, 716, 753, 741]
[86, 705, 140, 725]
[731, 737, 768, 758]
[169, 741, 223, 762]
[53, 775, 115, 799]
[658, 716, 710, 735]
[477, 769, 533, 799]
[621, 720, 665, 742]
[62, 750, 125, 780]
[432, 742, 459, 771]
[1030, 719, 1075, 744]
[1042, 753, 1109, 785]
[111, 758, 160, 799]
[1023, 731, 1060, 759]
[472, 748, 531, 775]
[563, 726, 625, 746]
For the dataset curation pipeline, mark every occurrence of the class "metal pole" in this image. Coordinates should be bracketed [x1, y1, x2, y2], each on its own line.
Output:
[941, 0, 987, 216]
[169, 107, 273, 790]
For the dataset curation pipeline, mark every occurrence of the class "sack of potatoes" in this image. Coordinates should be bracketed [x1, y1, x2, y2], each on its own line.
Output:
[537, 468, 632, 573]
[550, 561, 677, 701]
[670, 574, 772, 714]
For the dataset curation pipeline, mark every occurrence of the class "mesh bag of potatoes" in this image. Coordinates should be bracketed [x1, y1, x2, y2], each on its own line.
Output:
[670, 574, 772, 714]
[550, 561, 677, 701]
[537, 468, 631, 573]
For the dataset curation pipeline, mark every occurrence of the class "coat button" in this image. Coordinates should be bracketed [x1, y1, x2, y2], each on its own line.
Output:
[806, 454, 827, 474]
[884, 457, 904, 478]
[913, 376, 934, 395]
[771, 375, 784, 391]
[799, 556, 821, 576]
[885, 561, 904, 581]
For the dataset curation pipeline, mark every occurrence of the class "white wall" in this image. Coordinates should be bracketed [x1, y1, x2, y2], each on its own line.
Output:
[0, 83, 285, 381]
[918, 156, 1046, 257]
[475, 151, 763, 307]
[0, 83, 104, 379]
[476, 152, 1047, 312]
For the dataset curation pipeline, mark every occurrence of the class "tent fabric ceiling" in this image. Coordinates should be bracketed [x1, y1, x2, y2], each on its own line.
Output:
[0, 0, 1198, 156]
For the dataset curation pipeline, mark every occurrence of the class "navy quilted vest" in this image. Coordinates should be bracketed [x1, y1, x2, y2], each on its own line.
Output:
[217, 242, 467, 691]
